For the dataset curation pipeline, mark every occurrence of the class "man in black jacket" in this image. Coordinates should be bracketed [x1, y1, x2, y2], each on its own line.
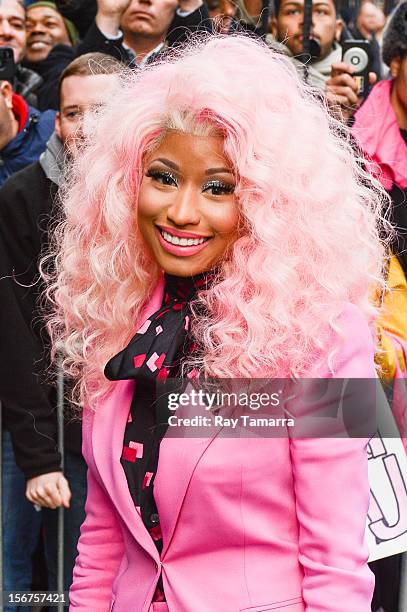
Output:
[0, 52, 123, 599]
[119, 0, 210, 59]
[0, 67, 53, 612]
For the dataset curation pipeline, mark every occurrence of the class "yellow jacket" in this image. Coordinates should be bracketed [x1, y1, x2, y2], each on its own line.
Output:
[377, 255, 407, 378]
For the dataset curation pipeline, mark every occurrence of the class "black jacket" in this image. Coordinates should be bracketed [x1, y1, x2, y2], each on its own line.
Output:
[0, 154, 81, 478]
[0, 160, 60, 478]
[14, 64, 43, 108]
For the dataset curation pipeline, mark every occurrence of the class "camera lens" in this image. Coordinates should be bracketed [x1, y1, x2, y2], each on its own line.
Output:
[343, 47, 369, 72]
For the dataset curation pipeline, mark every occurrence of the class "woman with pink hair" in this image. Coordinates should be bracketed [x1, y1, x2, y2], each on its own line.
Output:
[47, 35, 385, 611]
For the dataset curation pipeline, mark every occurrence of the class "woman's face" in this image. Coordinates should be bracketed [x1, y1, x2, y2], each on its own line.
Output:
[137, 130, 239, 277]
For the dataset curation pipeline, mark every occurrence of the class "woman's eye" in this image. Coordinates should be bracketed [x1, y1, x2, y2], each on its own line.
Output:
[204, 181, 235, 196]
[146, 170, 177, 186]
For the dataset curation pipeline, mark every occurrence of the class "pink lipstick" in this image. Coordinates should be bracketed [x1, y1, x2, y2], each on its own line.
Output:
[155, 226, 212, 257]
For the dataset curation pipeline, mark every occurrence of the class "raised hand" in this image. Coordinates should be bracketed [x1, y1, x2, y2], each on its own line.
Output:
[96, 0, 133, 37]
[325, 61, 376, 122]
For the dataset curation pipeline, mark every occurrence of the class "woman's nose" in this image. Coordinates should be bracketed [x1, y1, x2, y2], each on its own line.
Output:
[166, 186, 201, 227]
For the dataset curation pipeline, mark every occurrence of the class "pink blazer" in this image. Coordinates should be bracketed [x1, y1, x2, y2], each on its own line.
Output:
[69, 284, 375, 612]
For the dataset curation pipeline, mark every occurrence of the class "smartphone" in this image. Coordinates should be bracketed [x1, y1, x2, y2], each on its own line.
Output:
[341, 39, 371, 99]
[0, 47, 16, 84]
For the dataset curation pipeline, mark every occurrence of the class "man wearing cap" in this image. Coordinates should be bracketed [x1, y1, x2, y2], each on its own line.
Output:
[25, 1, 79, 63]
[23, 1, 81, 110]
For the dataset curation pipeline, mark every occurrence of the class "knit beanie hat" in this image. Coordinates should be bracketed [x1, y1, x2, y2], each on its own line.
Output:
[27, 1, 80, 46]
[382, 1, 407, 66]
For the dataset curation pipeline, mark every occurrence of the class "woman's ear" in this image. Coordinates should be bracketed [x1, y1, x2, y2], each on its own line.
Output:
[390, 56, 401, 79]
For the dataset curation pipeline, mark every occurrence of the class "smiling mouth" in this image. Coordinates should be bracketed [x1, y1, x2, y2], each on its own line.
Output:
[159, 228, 210, 247]
[28, 40, 51, 49]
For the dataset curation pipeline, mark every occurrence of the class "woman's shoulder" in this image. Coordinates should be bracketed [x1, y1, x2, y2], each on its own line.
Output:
[335, 302, 373, 335]
[314, 303, 376, 379]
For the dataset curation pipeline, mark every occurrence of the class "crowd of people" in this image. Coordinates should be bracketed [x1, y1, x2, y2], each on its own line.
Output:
[0, 0, 405, 611]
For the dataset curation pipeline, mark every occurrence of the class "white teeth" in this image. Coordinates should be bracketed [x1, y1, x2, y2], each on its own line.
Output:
[161, 230, 207, 247]
[30, 42, 48, 49]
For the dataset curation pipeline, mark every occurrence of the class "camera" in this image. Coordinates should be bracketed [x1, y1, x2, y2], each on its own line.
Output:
[342, 40, 371, 99]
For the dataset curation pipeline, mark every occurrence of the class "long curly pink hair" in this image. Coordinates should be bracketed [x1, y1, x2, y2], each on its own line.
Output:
[45, 35, 388, 407]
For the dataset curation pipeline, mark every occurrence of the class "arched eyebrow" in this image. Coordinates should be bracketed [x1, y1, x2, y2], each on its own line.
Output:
[205, 167, 233, 176]
[151, 158, 233, 176]
[152, 157, 178, 170]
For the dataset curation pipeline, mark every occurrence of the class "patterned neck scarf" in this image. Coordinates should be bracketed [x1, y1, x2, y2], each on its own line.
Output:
[104, 272, 210, 384]
[103, 272, 213, 601]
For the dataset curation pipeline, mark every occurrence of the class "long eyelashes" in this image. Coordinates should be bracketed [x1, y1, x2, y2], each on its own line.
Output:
[204, 180, 235, 196]
[146, 169, 235, 195]
[146, 169, 177, 186]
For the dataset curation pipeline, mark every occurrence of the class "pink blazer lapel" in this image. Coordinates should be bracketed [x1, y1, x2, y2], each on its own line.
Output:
[92, 278, 165, 562]
[92, 379, 161, 561]
[156, 434, 221, 558]
[155, 391, 230, 558]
